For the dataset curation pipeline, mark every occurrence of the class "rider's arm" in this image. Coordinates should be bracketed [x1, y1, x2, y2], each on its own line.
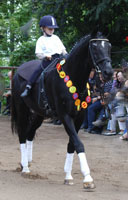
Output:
[62, 49, 68, 55]
[36, 53, 52, 60]
[36, 53, 45, 60]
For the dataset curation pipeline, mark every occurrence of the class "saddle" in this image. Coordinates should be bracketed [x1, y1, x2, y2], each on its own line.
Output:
[17, 60, 41, 82]
[17, 58, 60, 82]
[17, 58, 61, 109]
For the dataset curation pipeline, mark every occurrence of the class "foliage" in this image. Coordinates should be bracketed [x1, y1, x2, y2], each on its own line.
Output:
[9, 41, 36, 66]
[0, 0, 128, 67]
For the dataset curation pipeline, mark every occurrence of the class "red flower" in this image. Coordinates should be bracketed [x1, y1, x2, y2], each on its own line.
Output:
[126, 36, 128, 43]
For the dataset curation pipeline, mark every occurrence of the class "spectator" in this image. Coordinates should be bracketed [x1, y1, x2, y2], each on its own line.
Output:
[103, 70, 126, 136]
[118, 79, 128, 140]
[93, 70, 118, 128]
[85, 73, 112, 134]
[2, 71, 12, 116]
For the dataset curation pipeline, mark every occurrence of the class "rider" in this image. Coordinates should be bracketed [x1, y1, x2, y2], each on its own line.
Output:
[21, 15, 67, 97]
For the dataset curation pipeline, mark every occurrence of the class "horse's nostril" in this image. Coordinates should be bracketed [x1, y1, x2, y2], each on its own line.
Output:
[104, 68, 113, 77]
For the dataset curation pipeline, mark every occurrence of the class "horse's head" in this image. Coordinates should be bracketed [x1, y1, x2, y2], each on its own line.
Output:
[89, 32, 113, 80]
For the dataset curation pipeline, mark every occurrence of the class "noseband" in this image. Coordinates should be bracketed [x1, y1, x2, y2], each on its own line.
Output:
[89, 38, 111, 73]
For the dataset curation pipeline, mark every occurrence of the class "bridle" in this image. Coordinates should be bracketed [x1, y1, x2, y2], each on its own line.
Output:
[89, 38, 112, 118]
[89, 38, 111, 73]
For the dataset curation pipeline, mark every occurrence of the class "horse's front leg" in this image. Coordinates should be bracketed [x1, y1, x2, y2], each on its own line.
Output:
[78, 152, 95, 189]
[63, 114, 95, 189]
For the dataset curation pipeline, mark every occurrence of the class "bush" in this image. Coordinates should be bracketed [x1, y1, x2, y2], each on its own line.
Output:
[9, 41, 36, 66]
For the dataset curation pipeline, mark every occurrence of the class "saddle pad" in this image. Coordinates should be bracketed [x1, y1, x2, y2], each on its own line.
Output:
[17, 60, 41, 82]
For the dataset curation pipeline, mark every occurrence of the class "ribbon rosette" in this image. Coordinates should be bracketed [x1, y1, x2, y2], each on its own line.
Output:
[56, 59, 91, 111]
[81, 101, 87, 109]
[59, 71, 66, 78]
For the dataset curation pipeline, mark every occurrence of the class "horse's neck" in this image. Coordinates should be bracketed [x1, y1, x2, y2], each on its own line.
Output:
[64, 53, 91, 92]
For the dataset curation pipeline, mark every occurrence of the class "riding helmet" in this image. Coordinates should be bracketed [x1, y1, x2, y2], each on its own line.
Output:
[39, 15, 58, 28]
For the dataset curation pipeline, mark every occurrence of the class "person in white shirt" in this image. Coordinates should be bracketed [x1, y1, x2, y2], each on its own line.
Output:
[21, 15, 67, 97]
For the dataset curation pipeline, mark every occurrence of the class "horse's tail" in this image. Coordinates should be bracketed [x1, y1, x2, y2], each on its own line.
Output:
[11, 76, 29, 135]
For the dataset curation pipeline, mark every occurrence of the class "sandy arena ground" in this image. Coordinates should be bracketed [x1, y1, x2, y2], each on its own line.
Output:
[0, 116, 128, 200]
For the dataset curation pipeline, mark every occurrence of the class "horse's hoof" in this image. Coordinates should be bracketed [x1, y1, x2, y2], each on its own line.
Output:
[64, 179, 74, 185]
[22, 166, 30, 173]
[21, 172, 30, 178]
[15, 163, 23, 172]
[83, 181, 96, 189]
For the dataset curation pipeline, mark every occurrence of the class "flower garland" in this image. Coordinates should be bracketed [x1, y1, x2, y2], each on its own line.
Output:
[56, 59, 91, 111]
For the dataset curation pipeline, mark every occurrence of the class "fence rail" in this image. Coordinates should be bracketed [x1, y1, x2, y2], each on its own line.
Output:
[0, 67, 17, 69]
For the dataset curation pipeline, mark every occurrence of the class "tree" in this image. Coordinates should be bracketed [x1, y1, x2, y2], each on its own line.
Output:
[0, 0, 39, 65]
[0, 0, 128, 66]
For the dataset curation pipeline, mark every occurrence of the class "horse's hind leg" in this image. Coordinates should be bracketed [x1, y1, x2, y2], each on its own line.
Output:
[64, 139, 74, 185]
[19, 114, 43, 173]
[19, 126, 30, 173]
[13, 104, 30, 173]
[26, 114, 43, 164]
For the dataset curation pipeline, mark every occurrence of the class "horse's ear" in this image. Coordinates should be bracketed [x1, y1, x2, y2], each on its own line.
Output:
[102, 24, 110, 37]
[91, 24, 110, 38]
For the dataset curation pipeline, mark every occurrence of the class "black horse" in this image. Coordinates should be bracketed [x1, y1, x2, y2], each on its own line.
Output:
[11, 31, 113, 189]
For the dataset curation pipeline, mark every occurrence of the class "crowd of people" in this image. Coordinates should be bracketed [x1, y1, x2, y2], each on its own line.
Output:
[81, 67, 128, 141]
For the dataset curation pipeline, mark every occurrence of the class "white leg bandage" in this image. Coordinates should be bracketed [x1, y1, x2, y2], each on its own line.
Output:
[26, 140, 33, 162]
[64, 153, 74, 180]
[20, 143, 29, 173]
[78, 152, 93, 182]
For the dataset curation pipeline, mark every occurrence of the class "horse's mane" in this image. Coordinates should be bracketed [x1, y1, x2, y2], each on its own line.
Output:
[68, 34, 91, 58]
[45, 34, 91, 73]
[67, 31, 105, 62]
[45, 32, 104, 73]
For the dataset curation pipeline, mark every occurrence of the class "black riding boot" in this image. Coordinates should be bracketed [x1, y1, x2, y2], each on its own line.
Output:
[41, 91, 53, 117]
[42, 91, 48, 109]
[21, 84, 32, 97]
